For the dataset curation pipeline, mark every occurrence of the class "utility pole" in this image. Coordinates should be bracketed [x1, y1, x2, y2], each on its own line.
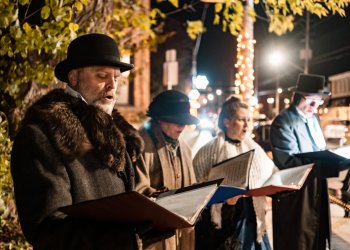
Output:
[275, 71, 280, 116]
[304, 12, 310, 74]
[300, 12, 311, 74]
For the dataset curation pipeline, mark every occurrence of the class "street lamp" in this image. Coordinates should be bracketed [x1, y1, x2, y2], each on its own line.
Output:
[207, 93, 214, 101]
[267, 97, 275, 119]
[268, 50, 284, 115]
[193, 75, 209, 90]
[188, 89, 201, 100]
[268, 51, 284, 66]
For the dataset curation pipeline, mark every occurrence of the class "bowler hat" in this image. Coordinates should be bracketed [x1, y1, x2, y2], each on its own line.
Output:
[288, 73, 330, 96]
[147, 90, 199, 125]
[55, 33, 134, 83]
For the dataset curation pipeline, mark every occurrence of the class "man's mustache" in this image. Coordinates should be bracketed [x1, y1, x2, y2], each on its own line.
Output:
[98, 91, 117, 100]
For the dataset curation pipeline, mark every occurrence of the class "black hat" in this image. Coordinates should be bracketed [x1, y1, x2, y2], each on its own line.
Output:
[147, 90, 199, 125]
[288, 73, 330, 96]
[55, 33, 134, 83]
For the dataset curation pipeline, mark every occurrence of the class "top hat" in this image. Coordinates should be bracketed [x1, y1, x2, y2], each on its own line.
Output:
[288, 73, 330, 96]
[55, 33, 134, 83]
[147, 90, 199, 125]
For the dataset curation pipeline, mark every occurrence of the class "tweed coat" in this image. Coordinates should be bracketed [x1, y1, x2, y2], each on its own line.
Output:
[135, 121, 196, 250]
[270, 105, 338, 250]
[11, 89, 144, 250]
[135, 122, 196, 196]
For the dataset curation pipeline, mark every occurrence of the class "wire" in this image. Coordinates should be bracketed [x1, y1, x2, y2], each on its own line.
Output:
[311, 45, 350, 64]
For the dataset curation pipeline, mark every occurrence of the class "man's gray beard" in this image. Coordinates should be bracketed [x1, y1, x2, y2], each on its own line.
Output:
[94, 101, 115, 115]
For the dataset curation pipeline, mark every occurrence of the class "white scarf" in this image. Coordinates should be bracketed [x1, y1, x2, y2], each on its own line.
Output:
[194, 132, 275, 242]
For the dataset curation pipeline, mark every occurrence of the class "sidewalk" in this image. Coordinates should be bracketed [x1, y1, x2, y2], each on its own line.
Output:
[328, 171, 350, 249]
[331, 203, 350, 250]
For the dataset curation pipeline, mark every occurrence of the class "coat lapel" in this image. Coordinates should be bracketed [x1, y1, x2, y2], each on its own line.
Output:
[289, 106, 316, 152]
[178, 139, 196, 186]
[151, 124, 175, 188]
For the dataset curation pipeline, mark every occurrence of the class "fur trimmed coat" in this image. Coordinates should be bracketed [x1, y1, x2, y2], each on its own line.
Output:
[11, 89, 144, 250]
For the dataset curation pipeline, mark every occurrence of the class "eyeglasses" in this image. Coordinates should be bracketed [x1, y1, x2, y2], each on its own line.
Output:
[304, 97, 324, 106]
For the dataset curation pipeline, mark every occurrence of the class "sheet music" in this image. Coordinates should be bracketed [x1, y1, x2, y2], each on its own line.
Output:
[332, 145, 350, 158]
[155, 185, 217, 224]
[262, 164, 313, 188]
[208, 150, 254, 188]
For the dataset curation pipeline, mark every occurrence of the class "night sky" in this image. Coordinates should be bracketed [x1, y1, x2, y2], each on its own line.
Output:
[151, 1, 350, 93]
[254, 6, 350, 91]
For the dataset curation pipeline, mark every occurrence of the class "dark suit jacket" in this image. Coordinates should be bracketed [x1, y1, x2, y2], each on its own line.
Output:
[270, 105, 334, 250]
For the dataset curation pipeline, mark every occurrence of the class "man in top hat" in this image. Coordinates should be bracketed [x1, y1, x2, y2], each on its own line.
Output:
[269, 73, 335, 250]
[11, 33, 168, 249]
[135, 90, 199, 250]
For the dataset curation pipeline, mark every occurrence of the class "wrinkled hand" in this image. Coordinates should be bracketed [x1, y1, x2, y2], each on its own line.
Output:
[226, 195, 243, 205]
[135, 222, 175, 249]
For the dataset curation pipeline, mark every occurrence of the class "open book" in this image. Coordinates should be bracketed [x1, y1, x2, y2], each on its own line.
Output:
[332, 145, 350, 158]
[245, 164, 314, 196]
[295, 149, 348, 163]
[295, 148, 350, 171]
[206, 150, 314, 206]
[59, 179, 221, 231]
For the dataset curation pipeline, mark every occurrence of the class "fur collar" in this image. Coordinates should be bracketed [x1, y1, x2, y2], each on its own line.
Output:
[22, 89, 144, 171]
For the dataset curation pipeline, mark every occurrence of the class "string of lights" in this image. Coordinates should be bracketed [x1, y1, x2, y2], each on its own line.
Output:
[234, 33, 256, 103]
[234, 0, 256, 108]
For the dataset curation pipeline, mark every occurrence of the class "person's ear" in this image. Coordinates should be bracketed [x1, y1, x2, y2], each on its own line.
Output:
[68, 70, 78, 87]
[223, 118, 231, 129]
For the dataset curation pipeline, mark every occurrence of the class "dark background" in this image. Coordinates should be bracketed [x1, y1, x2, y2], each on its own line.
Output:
[151, 1, 350, 94]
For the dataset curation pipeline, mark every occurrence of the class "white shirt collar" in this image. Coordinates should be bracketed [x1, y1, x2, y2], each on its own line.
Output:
[295, 106, 310, 122]
[65, 85, 88, 103]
